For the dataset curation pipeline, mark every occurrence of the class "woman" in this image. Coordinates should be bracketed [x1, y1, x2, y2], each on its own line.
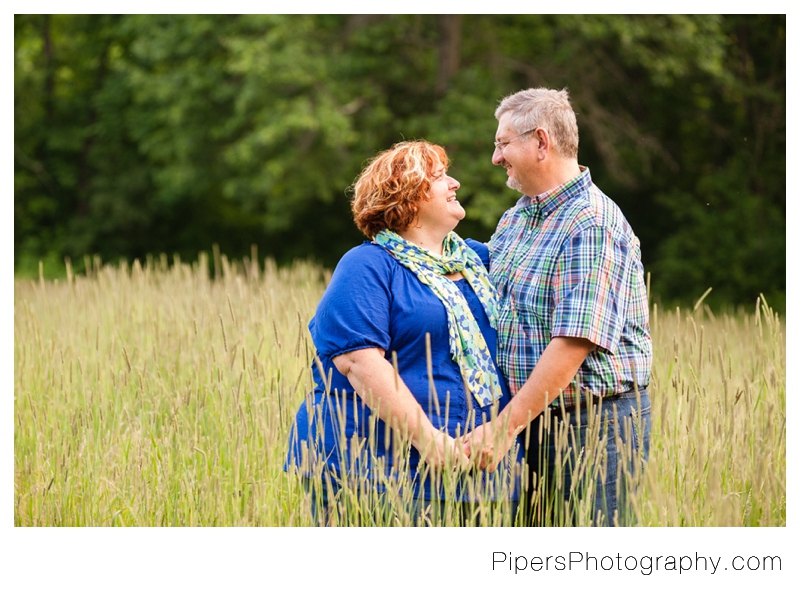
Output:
[285, 141, 521, 526]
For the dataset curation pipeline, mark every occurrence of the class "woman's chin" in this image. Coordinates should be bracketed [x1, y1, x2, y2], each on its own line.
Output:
[447, 213, 466, 231]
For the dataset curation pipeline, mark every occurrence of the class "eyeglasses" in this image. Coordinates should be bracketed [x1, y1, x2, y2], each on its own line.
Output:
[493, 127, 539, 152]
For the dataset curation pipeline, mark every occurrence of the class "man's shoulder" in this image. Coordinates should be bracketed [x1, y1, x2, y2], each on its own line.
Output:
[562, 182, 632, 237]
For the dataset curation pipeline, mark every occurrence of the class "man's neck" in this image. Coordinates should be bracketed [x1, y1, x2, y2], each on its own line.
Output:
[527, 158, 581, 197]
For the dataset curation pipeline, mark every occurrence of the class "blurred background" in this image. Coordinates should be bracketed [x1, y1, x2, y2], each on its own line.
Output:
[14, 14, 785, 310]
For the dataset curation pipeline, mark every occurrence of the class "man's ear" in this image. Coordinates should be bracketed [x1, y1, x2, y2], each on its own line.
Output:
[532, 128, 550, 151]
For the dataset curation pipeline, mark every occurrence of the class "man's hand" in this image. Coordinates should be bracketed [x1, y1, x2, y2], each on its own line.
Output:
[462, 420, 516, 472]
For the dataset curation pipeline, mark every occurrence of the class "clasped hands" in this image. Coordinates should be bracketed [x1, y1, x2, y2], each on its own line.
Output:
[461, 420, 518, 471]
[417, 420, 516, 472]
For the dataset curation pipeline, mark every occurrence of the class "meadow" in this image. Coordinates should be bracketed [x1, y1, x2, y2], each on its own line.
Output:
[14, 252, 786, 527]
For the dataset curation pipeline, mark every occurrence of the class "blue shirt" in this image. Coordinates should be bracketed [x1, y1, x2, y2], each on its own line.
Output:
[285, 239, 521, 501]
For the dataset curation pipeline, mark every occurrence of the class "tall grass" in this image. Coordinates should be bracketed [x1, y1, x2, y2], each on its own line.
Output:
[14, 253, 785, 526]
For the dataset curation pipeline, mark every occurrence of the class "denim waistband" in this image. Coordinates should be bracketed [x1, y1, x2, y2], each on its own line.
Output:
[549, 385, 649, 412]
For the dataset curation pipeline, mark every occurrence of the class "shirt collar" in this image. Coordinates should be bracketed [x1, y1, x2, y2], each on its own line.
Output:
[516, 166, 591, 219]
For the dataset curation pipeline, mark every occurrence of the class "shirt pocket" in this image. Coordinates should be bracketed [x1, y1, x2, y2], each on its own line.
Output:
[510, 273, 553, 338]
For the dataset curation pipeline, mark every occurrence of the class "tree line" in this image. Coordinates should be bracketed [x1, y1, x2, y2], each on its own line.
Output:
[14, 14, 785, 309]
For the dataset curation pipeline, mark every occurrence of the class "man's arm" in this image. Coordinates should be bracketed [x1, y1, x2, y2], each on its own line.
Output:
[463, 335, 595, 470]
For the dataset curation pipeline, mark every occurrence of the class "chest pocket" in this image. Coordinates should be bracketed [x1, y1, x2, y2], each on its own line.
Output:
[509, 268, 554, 337]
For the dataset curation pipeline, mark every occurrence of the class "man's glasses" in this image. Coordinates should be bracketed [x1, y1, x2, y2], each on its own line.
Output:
[493, 127, 539, 153]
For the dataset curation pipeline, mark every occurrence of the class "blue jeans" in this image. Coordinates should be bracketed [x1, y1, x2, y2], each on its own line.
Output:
[522, 389, 651, 527]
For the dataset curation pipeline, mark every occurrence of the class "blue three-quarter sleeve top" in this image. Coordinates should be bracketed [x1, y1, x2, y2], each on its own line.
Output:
[285, 239, 521, 501]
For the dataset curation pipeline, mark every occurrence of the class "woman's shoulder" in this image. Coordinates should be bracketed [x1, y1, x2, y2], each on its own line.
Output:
[330, 241, 396, 282]
[337, 241, 393, 267]
[464, 238, 489, 268]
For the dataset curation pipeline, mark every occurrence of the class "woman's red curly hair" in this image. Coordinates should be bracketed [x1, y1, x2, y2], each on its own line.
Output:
[350, 140, 449, 239]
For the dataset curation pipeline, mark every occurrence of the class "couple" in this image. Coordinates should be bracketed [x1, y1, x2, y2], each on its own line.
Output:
[286, 88, 652, 527]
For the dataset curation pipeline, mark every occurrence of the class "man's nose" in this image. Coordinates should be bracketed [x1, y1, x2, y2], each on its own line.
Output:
[492, 147, 505, 166]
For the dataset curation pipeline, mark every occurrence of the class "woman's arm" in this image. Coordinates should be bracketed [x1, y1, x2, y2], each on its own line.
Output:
[333, 347, 468, 469]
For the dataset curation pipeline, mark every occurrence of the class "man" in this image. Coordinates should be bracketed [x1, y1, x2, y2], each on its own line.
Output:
[464, 87, 652, 526]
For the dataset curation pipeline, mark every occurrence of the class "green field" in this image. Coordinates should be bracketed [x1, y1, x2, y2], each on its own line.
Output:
[14, 254, 785, 526]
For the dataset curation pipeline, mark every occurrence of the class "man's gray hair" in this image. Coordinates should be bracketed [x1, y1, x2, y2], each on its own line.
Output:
[495, 88, 579, 159]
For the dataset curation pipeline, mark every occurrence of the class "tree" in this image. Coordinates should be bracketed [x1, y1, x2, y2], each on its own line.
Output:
[14, 15, 785, 310]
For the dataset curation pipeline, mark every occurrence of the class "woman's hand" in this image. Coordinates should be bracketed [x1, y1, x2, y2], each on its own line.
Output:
[462, 419, 517, 472]
[416, 430, 470, 471]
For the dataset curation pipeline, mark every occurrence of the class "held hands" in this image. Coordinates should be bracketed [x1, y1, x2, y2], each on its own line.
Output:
[461, 420, 517, 472]
[414, 420, 517, 472]
[415, 430, 470, 471]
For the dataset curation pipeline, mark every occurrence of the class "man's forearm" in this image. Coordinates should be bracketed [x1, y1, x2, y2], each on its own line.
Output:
[501, 336, 595, 434]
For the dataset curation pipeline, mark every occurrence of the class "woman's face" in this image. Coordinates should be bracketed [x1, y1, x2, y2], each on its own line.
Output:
[414, 164, 464, 233]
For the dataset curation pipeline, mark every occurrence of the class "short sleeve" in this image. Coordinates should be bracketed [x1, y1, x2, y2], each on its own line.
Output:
[309, 244, 393, 358]
[551, 226, 632, 353]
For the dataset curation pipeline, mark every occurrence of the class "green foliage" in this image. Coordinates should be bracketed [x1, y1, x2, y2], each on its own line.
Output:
[14, 15, 785, 308]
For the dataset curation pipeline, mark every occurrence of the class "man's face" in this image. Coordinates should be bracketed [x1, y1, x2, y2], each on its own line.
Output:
[492, 112, 538, 195]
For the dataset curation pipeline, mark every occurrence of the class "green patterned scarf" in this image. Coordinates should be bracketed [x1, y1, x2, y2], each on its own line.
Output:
[373, 229, 503, 407]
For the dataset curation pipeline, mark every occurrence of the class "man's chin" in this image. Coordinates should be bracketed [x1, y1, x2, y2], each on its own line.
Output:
[506, 178, 524, 193]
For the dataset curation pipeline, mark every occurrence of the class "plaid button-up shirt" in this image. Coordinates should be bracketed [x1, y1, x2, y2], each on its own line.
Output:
[488, 167, 651, 407]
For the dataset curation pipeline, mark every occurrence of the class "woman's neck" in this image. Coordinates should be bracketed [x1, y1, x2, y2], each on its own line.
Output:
[397, 226, 446, 255]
